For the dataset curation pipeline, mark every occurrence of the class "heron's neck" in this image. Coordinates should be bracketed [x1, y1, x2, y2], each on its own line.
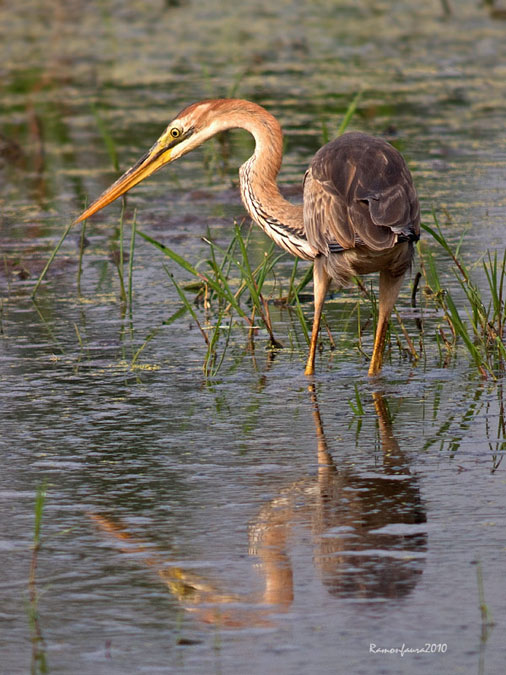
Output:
[213, 102, 314, 260]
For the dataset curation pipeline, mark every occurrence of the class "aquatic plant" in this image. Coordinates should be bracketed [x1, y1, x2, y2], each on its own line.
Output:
[27, 482, 48, 675]
[136, 224, 285, 375]
[419, 210, 506, 378]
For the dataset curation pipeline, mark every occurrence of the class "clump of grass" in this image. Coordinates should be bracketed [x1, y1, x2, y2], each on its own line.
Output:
[136, 223, 287, 375]
[419, 210, 506, 378]
[134, 215, 425, 375]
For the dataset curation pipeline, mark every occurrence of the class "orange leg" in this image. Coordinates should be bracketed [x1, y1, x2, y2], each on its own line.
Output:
[368, 271, 405, 377]
[305, 258, 330, 376]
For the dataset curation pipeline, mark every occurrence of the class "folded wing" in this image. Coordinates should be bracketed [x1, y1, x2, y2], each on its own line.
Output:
[303, 132, 420, 255]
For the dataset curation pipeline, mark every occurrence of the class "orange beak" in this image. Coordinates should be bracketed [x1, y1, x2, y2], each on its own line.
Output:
[74, 141, 174, 224]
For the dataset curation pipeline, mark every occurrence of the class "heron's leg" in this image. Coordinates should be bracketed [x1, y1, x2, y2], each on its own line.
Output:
[305, 257, 330, 376]
[368, 271, 405, 376]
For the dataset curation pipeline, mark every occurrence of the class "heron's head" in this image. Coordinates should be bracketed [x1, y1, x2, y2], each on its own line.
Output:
[74, 99, 234, 224]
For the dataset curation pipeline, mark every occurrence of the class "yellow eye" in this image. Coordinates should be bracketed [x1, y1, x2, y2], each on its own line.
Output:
[170, 127, 181, 139]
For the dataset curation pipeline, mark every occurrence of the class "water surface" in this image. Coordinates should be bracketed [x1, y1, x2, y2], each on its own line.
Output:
[1, 1, 506, 674]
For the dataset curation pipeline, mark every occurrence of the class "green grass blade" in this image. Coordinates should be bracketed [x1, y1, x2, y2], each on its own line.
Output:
[138, 230, 201, 276]
[337, 91, 362, 136]
[420, 220, 447, 250]
[138, 229, 248, 318]
[33, 481, 47, 546]
[254, 244, 280, 293]
[211, 317, 234, 376]
[164, 267, 209, 345]
[444, 291, 488, 374]
[128, 211, 138, 313]
[204, 307, 229, 376]
[233, 224, 262, 310]
[294, 263, 314, 298]
[287, 258, 299, 303]
[294, 292, 310, 344]
[204, 257, 249, 320]
[116, 202, 126, 304]
[349, 383, 365, 415]
[130, 306, 187, 367]
[32, 220, 75, 298]
[77, 220, 87, 295]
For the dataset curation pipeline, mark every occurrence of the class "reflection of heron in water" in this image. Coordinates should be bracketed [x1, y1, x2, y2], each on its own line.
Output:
[74, 98, 420, 376]
[251, 388, 427, 602]
[90, 389, 426, 627]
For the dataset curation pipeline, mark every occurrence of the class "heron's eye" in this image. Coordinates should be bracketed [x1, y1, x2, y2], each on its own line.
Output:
[170, 127, 181, 139]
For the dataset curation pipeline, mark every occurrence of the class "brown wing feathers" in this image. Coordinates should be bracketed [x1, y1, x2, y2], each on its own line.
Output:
[304, 132, 420, 254]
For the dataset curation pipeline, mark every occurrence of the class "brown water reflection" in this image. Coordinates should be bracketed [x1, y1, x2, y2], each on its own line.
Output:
[91, 388, 426, 628]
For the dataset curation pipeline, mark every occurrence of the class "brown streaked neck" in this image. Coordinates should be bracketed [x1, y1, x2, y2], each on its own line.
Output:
[208, 99, 304, 231]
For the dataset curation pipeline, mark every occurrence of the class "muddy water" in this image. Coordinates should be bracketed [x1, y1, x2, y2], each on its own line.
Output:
[1, 1, 506, 674]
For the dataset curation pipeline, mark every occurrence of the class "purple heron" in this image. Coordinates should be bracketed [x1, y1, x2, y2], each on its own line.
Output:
[75, 99, 420, 376]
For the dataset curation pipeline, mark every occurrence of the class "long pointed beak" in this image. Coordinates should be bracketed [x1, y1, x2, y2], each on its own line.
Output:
[74, 141, 173, 224]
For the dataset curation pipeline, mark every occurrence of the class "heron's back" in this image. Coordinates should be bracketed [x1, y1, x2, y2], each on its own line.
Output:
[303, 131, 420, 285]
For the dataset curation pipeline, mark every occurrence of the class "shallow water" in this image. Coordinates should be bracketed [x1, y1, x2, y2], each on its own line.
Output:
[1, 1, 506, 674]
